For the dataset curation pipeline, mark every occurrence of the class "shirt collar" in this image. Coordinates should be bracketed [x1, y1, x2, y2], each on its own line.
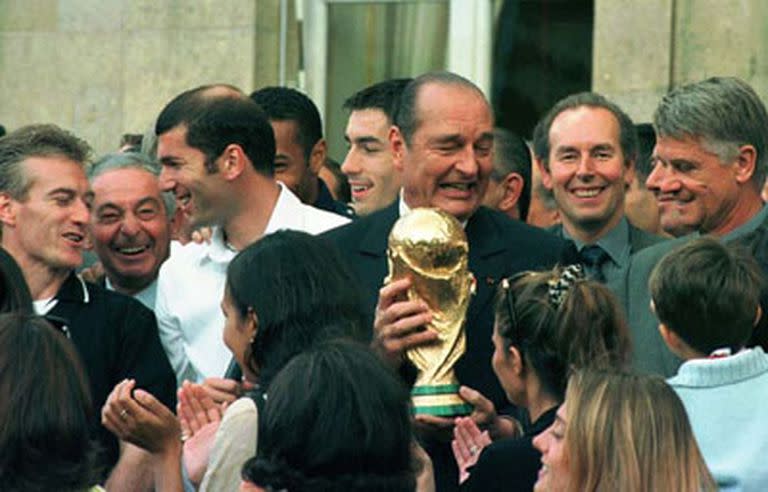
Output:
[562, 216, 631, 268]
[105, 276, 158, 310]
[265, 182, 305, 234]
[722, 204, 768, 242]
[314, 178, 337, 210]
[55, 271, 90, 304]
[200, 182, 304, 264]
[204, 226, 237, 264]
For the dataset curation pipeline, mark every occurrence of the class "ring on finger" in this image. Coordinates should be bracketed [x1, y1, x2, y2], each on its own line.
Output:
[120, 409, 129, 420]
[469, 445, 479, 455]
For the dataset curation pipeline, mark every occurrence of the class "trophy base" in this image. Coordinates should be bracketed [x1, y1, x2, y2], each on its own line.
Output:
[411, 384, 472, 416]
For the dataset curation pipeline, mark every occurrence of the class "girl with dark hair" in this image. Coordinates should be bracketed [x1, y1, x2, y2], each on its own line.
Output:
[453, 265, 632, 491]
[102, 231, 368, 491]
[240, 339, 416, 492]
[0, 313, 102, 491]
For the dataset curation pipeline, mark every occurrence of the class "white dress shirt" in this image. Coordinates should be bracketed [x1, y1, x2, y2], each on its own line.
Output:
[154, 183, 349, 384]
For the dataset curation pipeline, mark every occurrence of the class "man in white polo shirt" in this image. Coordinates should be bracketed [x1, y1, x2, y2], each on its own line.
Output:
[153, 85, 348, 384]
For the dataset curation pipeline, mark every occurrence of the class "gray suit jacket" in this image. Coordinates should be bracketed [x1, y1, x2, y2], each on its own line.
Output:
[626, 236, 688, 376]
[626, 207, 768, 376]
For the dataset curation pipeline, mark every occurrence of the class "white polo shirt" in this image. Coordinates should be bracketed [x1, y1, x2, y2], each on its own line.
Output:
[154, 183, 349, 384]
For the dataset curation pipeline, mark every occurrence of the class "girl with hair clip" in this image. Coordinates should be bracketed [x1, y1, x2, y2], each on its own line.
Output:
[101, 231, 371, 492]
[453, 265, 632, 491]
[533, 369, 716, 492]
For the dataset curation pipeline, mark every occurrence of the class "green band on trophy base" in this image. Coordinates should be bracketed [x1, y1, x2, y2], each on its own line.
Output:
[412, 402, 474, 416]
[411, 384, 461, 396]
[411, 385, 472, 416]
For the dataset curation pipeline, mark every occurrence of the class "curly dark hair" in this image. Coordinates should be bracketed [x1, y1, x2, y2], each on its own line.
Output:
[241, 340, 415, 492]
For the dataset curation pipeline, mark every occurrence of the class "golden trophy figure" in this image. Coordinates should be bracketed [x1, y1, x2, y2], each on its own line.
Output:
[386, 208, 475, 416]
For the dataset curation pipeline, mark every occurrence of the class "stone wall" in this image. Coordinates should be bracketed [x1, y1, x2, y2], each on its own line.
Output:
[593, 0, 768, 123]
[0, 0, 284, 155]
[3, 0, 767, 154]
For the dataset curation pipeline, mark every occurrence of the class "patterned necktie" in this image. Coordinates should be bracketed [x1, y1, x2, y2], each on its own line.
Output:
[579, 245, 610, 282]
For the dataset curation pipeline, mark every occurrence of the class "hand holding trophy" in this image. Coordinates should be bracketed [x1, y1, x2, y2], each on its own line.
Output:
[386, 208, 475, 416]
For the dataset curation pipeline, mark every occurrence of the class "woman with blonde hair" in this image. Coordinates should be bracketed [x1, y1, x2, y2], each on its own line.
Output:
[453, 265, 631, 490]
[533, 370, 716, 492]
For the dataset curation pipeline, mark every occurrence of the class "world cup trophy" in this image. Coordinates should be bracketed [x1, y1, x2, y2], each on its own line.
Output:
[386, 208, 475, 416]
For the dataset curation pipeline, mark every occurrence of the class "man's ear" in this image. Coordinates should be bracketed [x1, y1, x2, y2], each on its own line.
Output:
[498, 172, 524, 213]
[308, 139, 327, 175]
[390, 126, 406, 173]
[0, 192, 17, 228]
[221, 144, 247, 181]
[536, 158, 553, 190]
[734, 144, 757, 184]
[624, 158, 637, 189]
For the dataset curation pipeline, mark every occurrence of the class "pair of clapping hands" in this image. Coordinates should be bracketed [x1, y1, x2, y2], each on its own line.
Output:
[101, 377, 252, 485]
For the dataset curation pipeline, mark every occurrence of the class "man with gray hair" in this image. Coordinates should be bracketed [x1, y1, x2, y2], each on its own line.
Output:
[86, 152, 174, 310]
[481, 128, 531, 221]
[627, 76, 768, 376]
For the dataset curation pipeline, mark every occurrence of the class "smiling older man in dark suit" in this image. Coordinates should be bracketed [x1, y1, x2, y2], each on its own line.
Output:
[324, 72, 569, 491]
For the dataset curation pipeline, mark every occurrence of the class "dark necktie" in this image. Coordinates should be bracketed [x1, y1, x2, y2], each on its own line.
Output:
[579, 245, 610, 282]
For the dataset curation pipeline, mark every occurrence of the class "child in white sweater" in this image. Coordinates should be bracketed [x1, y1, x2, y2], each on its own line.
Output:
[650, 237, 768, 492]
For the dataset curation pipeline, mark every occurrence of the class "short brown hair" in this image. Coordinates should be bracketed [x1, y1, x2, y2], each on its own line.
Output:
[0, 124, 91, 200]
[650, 237, 763, 354]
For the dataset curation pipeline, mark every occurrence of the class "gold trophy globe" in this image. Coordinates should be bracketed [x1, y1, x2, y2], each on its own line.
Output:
[386, 208, 475, 416]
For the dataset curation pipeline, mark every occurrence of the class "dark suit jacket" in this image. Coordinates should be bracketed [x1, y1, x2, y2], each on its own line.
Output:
[322, 202, 568, 491]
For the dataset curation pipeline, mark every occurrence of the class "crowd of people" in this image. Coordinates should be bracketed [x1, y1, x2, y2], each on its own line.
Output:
[1, 70, 767, 492]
